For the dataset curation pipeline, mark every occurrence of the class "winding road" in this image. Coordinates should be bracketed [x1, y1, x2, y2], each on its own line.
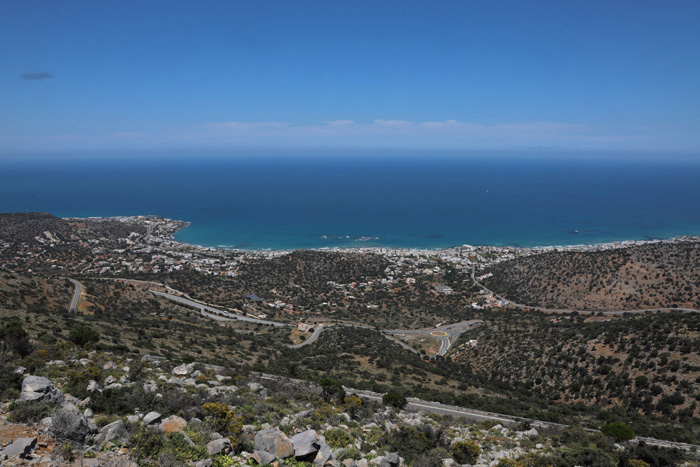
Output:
[67, 278, 83, 312]
[385, 320, 482, 356]
[151, 289, 477, 356]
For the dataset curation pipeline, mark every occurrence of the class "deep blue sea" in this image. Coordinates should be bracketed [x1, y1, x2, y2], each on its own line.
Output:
[1, 154, 700, 250]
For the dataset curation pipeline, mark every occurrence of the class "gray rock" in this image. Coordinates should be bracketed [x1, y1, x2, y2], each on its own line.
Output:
[126, 415, 140, 424]
[519, 428, 538, 438]
[3, 437, 37, 459]
[356, 460, 368, 467]
[84, 408, 94, 418]
[253, 450, 277, 464]
[195, 460, 213, 467]
[99, 420, 128, 445]
[79, 358, 91, 366]
[248, 382, 263, 392]
[255, 428, 295, 459]
[40, 416, 52, 427]
[182, 433, 196, 447]
[379, 452, 400, 467]
[207, 437, 232, 456]
[143, 380, 158, 393]
[290, 429, 321, 460]
[314, 437, 332, 466]
[143, 411, 162, 426]
[535, 443, 544, 449]
[103, 361, 116, 370]
[104, 382, 123, 390]
[104, 375, 117, 385]
[173, 363, 194, 375]
[342, 459, 357, 467]
[87, 380, 100, 392]
[168, 376, 185, 386]
[50, 407, 93, 443]
[442, 459, 457, 467]
[48, 360, 66, 366]
[20, 376, 63, 404]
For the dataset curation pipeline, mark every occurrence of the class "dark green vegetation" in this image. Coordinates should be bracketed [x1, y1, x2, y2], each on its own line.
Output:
[2, 266, 699, 444]
[1, 214, 699, 450]
[382, 391, 408, 409]
[600, 422, 635, 441]
[483, 242, 700, 311]
[0, 212, 146, 244]
[453, 310, 700, 442]
[0, 271, 73, 312]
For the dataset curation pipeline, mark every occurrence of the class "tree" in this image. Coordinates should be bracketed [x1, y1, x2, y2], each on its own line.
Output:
[382, 391, 408, 409]
[319, 378, 345, 402]
[68, 325, 100, 347]
[0, 319, 33, 360]
[601, 422, 635, 441]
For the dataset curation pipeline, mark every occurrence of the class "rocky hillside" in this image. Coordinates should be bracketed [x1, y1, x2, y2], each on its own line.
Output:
[1, 348, 692, 467]
[0, 272, 73, 312]
[482, 242, 700, 311]
[452, 310, 700, 443]
[0, 213, 145, 245]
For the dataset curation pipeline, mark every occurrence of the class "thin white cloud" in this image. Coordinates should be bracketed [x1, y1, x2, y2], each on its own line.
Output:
[2, 119, 695, 154]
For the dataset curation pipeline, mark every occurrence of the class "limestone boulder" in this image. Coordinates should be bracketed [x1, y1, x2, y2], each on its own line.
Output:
[255, 428, 294, 459]
[2, 437, 37, 459]
[143, 411, 162, 426]
[207, 437, 232, 456]
[159, 415, 187, 433]
[379, 453, 400, 467]
[20, 376, 63, 404]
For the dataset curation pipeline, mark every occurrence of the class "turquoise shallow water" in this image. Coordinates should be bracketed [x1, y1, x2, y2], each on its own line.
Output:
[1, 154, 700, 250]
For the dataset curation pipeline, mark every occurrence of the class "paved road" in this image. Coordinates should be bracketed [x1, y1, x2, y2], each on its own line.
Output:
[67, 278, 83, 312]
[152, 290, 474, 356]
[289, 324, 328, 348]
[471, 266, 700, 315]
[150, 291, 288, 327]
[386, 320, 482, 356]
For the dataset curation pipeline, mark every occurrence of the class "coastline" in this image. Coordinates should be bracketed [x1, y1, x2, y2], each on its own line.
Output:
[91, 214, 700, 257]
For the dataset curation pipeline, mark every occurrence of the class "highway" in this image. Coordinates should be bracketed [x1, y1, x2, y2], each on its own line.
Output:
[67, 278, 83, 312]
[152, 289, 477, 356]
[251, 372, 699, 451]
[150, 291, 288, 327]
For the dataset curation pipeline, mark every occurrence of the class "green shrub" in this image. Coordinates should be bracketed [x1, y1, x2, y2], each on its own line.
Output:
[324, 428, 353, 449]
[0, 361, 22, 400]
[68, 325, 100, 347]
[319, 378, 345, 402]
[8, 400, 56, 423]
[452, 439, 482, 464]
[335, 447, 362, 461]
[382, 391, 408, 409]
[0, 319, 33, 358]
[202, 402, 243, 448]
[600, 422, 635, 441]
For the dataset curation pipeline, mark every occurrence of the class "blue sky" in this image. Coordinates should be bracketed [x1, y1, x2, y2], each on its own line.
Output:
[1, 0, 699, 156]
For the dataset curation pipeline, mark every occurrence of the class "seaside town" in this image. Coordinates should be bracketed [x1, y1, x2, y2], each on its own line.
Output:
[2, 215, 699, 318]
